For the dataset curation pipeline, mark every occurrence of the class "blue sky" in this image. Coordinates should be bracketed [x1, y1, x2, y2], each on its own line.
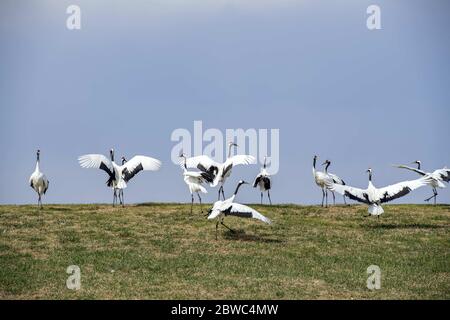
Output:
[1, 0, 449, 205]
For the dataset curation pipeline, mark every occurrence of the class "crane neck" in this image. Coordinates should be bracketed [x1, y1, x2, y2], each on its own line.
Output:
[35, 152, 41, 172]
[228, 144, 233, 158]
[368, 172, 372, 182]
[233, 182, 245, 196]
[325, 163, 330, 173]
[417, 163, 421, 170]
[313, 157, 317, 169]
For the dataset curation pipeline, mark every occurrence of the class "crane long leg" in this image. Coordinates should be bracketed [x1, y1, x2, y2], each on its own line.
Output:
[343, 195, 347, 205]
[325, 190, 328, 208]
[425, 188, 437, 202]
[221, 221, 235, 233]
[215, 221, 219, 240]
[217, 186, 222, 201]
[113, 189, 117, 207]
[261, 192, 263, 205]
[321, 189, 325, 207]
[424, 188, 438, 205]
[332, 191, 336, 205]
[197, 193, 203, 213]
[268, 190, 272, 205]
[120, 190, 124, 207]
[221, 187, 225, 200]
[190, 194, 194, 214]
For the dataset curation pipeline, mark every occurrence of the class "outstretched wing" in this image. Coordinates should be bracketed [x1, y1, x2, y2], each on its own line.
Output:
[224, 155, 257, 167]
[378, 176, 432, 204]
[224, 203, 272, 224]
[394, 165, 427, 176]
[329, 183, 370, 204]
[220, 154, 256, 180]
[121, 156, 162, 182]
[433, 168, 450, 182]
[78, 154, 115, 180]
[185, 155, 219, 171]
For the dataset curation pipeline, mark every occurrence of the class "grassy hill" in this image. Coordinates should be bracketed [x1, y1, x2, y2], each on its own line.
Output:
[0, 203, 448, 299]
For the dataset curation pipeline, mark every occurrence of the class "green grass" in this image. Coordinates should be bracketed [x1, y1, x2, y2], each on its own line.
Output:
[0, 203, 449, 299]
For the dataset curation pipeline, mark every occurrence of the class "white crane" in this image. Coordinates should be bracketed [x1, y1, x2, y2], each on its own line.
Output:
[394, 161, 450, 205]
[185, 142, 256, 200]
[78, 149, 162, 206]
[253, 156, 272, 205]
[313, 155, 336, 207]
[29, 149, 49, 209]
[327, 168, 432, 216]
[322, 159, 347, 205]
[179, 152, 214, 214]
[207, 180, 272, 239]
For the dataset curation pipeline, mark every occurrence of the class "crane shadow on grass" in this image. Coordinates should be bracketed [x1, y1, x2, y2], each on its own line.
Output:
[364, 223, 447, 230]
[222, 229, 284, 243]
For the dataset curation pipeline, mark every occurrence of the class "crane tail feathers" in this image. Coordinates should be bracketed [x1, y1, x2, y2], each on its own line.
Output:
[368, 204, 384, 216]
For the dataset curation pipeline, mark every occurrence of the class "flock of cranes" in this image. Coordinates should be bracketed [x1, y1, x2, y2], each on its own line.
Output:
[28, 149, 448, 237]
[312, 155, 449, 216]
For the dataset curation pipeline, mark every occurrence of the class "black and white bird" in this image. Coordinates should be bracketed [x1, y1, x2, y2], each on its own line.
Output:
[179, 152, 214, 214]
[185, 142, 256, 200]
[394, 161, 450, 205]
[253, 156, 272, 205]
[312, 155, 341, 207]
[29, 149, 49, 209]
[327, 168, 432, 216]
[322, 159, 347, 205]
[78, 149, 162, 206]
[207, 180, 272, 239]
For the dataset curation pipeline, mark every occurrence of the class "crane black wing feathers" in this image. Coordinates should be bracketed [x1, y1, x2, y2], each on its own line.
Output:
[222, 205, 252, 219]
[253, 176, 262, 188]
[197, 164, 218, 183]
[380, 186, 412, 204]
[333, 177, 345, 185]
[99, 162, 115, 186]
[44, 181, 49, 194]
[122, 163, 144, 182]
[440, 170, 450, 182]
[222, 163, 233, 177]
[262, 177, 271, 190]
[100, 162, 115, 179]
[344, 190, 370, 204]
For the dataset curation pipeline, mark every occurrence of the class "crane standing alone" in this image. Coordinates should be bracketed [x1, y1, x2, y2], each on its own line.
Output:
[322, 160, 347, 205]
[312, 155, 334, 207]
[29, 150, 49, 209]
[253, 156, 272, 205]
